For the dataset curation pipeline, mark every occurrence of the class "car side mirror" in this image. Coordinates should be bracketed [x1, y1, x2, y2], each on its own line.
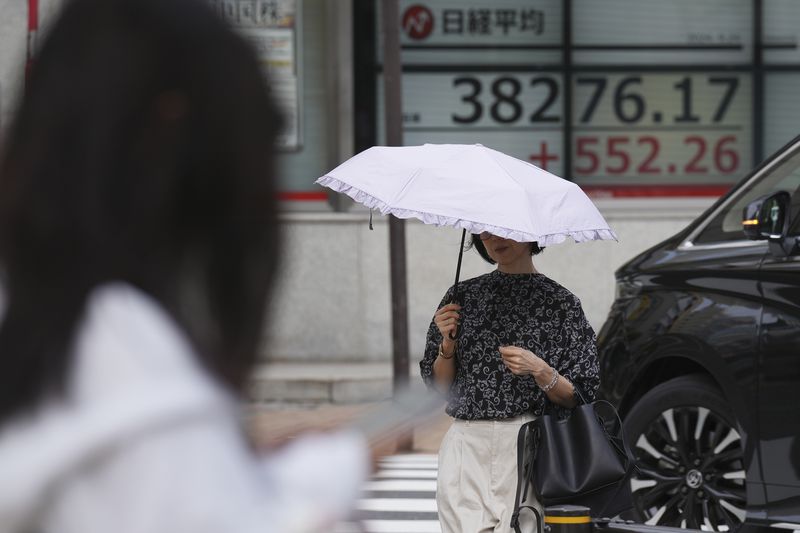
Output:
[742, 191, 791, 241]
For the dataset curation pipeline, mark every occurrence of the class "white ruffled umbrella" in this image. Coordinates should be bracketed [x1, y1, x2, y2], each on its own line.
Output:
[316, 143, 616, 334]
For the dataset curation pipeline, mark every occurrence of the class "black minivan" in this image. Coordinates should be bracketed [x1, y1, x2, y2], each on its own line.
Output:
[597, 136, 800, 532]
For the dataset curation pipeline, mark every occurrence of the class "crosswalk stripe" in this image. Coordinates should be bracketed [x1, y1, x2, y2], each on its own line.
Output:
[363, 480, 437, 492]
[357, 498, 437, 512]
[378, 461, 438, 470]
[382, 454, 438, 462]
[361, 491, 436, 499]
[342, 454, 441, 533]
[357, 511, 440, 521]
[373, 469, 438, 479]
[378, 455, 438, 469]
[377, 462, 438, 470]
[359, 520, 442, 533]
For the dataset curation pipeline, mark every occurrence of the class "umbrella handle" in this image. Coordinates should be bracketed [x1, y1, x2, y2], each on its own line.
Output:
[447, 288, 462, 340]
[447, 294, 462, 341]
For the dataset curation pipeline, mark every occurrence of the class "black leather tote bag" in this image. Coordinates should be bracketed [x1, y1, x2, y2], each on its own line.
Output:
[511, 388, 637, 532]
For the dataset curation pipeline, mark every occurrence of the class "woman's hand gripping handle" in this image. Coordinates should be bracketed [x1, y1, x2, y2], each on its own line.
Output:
[431, 303, 460, 392]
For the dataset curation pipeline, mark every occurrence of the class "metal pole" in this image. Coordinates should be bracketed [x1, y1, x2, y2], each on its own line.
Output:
[381, 0, 412, 449]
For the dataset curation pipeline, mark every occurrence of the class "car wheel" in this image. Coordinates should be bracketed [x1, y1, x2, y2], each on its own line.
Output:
[624, 374, 747, 531]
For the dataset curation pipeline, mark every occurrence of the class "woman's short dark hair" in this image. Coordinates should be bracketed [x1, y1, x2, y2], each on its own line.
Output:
[0, 0, 282, 421]
[468, 234, 544, 264]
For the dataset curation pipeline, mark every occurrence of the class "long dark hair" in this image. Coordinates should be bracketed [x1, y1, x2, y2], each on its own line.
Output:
[0, 0, 282, 422]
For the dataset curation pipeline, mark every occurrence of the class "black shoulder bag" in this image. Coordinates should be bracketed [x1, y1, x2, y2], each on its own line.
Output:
[510, 387, 637, 533]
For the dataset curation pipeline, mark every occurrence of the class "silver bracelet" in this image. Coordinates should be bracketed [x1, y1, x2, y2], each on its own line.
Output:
[540, 368, 559, 393]
[438, 342, 455, 360]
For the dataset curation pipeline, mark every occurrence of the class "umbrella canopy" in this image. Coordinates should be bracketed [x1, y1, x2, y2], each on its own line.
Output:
[315, 143, 617, 246]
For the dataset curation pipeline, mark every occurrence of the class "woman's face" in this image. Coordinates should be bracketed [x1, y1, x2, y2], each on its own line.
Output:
[479, 232, 532, 267]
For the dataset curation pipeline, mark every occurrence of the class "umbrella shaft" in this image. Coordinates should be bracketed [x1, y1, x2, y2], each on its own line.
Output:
[448, 229, 466, 341]
[453, 228, 466, 298]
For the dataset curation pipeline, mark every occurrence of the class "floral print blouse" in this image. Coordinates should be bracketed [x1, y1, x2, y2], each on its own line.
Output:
[419, 270, 600, 420]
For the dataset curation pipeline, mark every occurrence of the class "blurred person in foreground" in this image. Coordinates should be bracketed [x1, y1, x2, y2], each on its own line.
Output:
[0, 0, 370, 531]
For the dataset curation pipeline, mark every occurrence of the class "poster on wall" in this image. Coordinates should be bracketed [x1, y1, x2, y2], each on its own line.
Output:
[211, 0, 301, 150]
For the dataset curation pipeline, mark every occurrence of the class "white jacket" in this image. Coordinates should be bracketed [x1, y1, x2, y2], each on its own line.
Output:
[0, 283, 368, 533]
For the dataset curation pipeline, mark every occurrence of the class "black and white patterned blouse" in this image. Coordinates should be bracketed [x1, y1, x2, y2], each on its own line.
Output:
[419, 270, 599, 420]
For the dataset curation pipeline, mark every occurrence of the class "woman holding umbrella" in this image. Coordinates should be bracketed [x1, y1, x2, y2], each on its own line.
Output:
[316, 142, 613, 532]
[420, 232, 600, 533]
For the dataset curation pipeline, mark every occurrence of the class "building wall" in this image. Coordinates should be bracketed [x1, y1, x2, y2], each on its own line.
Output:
[0, 2, 722, 366]
[0, 1, 26, 130]
[263, 198, 713, 363]
[0, 0, 66, 128]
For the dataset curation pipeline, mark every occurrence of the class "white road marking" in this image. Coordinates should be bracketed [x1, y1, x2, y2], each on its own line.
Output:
[357, 499, 438, 512]
[374, 469, 438, 479]
[363, 479, 438, 492]
[359, 520, 442, 532]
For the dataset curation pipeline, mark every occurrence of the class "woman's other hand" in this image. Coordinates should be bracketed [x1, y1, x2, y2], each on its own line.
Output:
[434, 303, 461, 350]
[498, 345, 550, 379]
[499, 346, 577, 407]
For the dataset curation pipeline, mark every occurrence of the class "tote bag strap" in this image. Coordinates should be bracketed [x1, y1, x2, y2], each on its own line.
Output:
[542, 382, 588, 414]
[511, 421, 543, 533]
[570, 384, 639, 475]
[512, 505, 543, 533]
[573, 382, 589, 405]
[592, 399, 640, 475]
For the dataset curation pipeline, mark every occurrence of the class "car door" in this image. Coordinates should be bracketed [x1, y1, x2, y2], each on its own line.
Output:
[757, 184, 800, 527]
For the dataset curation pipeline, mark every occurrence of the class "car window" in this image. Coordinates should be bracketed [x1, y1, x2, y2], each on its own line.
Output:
[694, 143, 800, 244]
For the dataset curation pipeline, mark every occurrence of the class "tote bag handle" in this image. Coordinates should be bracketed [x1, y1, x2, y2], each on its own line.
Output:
[511, 420, 543, 533]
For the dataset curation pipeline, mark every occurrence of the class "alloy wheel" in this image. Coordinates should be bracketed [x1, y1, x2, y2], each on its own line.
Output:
[630, 406, 746, 531]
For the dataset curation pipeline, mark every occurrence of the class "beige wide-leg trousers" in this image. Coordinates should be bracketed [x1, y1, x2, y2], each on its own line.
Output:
[436, 415, 541, 533]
